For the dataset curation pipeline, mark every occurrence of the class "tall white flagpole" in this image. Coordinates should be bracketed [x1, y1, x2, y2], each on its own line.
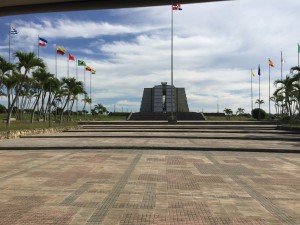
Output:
[281, 51, 283, 81]
[268, 59, 271, 116]
[251, 69, 253, 112]
[171, 5, 174, 121]
[76, 60, 78, 119]
[9, 24, 11, 63]
[90, 71, 92, 118]
[55, 45, 57, 78]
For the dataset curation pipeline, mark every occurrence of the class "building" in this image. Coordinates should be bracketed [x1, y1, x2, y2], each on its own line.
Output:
[140, 82, 189, 113]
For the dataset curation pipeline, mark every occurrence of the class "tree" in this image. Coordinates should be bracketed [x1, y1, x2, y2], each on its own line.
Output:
[59, 77, 85, 124]
[236, 107, 245, 116]
[6, 51, 45, 127]
[223, 108, 233, 120]
[273, 69, 300, 119]
[93, 103, 108, 115]
[252, 108, 266, 120]
[0, 103, 6, 114]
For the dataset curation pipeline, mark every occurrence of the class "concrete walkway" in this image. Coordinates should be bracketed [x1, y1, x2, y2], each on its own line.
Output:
[0, 121, 299, 224]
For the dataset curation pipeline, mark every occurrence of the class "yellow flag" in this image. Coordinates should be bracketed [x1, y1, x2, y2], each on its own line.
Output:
[251, 69, 255, 77]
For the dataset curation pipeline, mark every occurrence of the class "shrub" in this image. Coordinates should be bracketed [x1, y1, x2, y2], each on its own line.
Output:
[0, 104, 6, 114]
[252, 108, 266, 120]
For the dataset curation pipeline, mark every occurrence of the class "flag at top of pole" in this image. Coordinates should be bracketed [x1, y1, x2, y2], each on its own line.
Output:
[258, 64, 261, 76]
[268, 59, 275, 67]
[68, 53, 75, 61]
[172, 4, 182, 10]
[38, 37, 48, 47]
[10, 26, 18, 35]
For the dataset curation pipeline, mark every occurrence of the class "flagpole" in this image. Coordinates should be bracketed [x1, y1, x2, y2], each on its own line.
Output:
[268, 59, 271, 116]
[84, 68, 86, 120]
[76, 60, 78, 120]
[8, 24, 11, 63]
[55, 45, 57, 78]
[90, 71, 92, 119]
[258, 64, 261, 120]
[38, 36, 40, 61]
[67, 54, 70, 113]
[298, 43, 300, 67]
[170, 5, 174, 121]
[281, 51, 283, 81]
[251, 70, 253, 112]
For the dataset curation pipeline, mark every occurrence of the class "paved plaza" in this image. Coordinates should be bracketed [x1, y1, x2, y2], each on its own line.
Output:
[0, 122, 300, 224]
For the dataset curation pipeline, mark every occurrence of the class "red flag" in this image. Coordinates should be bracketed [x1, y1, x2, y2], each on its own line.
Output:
[172, 4, 182, 10]
[268, 59, 274, 67]
[68, 53, 75, 61]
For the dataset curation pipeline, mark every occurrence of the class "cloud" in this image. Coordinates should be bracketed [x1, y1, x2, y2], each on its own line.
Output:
[1, 0, 300, 114]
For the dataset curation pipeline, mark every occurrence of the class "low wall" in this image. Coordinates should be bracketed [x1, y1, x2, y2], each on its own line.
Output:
[0, 126, 78, 140]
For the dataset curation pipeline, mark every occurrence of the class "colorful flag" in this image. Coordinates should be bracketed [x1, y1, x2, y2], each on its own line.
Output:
[56, 46, 66, 55]
[85, 66, 92, 71]
[258, 64, 261, 76]
[68, 53, 75, 61]
[10, 26, 18, 35]
[91, 69, 96, 74]
[172, 4, 182, 10]
[268, 59, 274, 67]
[39, 37, 48, 47]
[298, 44, 300, 53]
[78, 60, 86, 66]
[251, 69, 255, 77]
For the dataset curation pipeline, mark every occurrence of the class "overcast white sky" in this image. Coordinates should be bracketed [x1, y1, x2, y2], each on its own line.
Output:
[0, 0, 300, 113]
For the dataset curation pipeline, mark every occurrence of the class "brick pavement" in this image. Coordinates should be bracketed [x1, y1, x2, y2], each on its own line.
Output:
[0, 149, 300, 225]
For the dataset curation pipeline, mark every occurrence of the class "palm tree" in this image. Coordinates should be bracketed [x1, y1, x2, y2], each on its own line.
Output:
[274, 75, 298, 117]
[30, 68, 53, 123]
[6, 51, 45, 127]
[223, 108, 233, 120]
[236, 107, 245, 116]
[0, 57, 15, 109]
[59, 77, 85, 124]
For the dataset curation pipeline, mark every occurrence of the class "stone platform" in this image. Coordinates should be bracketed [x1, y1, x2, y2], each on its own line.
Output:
[0, 121, 299, 224]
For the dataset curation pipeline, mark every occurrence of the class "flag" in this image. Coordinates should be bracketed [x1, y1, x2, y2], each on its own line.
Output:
[68, 53, 75, 61]
[78, 60, 86, 66]
[39, 37, 48, 47]
[85, 66, 92, 71]
[10, 26, 18, 35]
[258, 64, 261, 76]
[56, 46, 66, 55]
[298, 44, 300, 53]
[251, 69, 255, 77]
[281, 57, 285, 64]
[172, 4, 182, 10]
[91, 69, 96, 74]
[268, 59, 274, 67]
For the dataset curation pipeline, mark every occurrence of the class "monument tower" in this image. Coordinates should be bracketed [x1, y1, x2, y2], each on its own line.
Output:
[140, 82, 189, 113]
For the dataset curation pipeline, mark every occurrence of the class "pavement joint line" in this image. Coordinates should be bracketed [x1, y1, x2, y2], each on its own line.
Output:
[204, 152, 298, 225]
[86, 153, 142, 224]
[278, 157, 300, 167]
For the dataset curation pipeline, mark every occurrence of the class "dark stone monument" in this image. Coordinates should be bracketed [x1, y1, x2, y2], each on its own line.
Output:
[140, 82, 189, 113]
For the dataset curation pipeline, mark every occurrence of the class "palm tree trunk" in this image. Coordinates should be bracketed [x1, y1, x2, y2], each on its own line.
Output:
[59, 95, 70, 125]
[30, 91, 42, 124]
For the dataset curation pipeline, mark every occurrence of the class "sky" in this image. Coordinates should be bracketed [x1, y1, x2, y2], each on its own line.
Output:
[0, 0, 300, 114]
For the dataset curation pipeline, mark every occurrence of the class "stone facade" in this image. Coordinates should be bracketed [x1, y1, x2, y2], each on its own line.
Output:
[140, 82, 189, 113]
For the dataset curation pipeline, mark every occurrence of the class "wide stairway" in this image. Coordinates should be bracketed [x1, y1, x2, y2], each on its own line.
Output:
[128, 112, 206, 121]
[5, 120, 298, 153]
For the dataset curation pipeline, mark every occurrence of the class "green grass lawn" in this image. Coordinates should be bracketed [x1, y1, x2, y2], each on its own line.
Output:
[0, 114, 127, 132]
[206, 115, 255, 121]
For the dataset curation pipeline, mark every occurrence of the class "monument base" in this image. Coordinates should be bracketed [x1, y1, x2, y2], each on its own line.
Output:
[167, 116, 177, 123]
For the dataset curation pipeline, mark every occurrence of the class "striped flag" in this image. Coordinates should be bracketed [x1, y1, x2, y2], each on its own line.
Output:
[10, 26, 18, 35]
[39, 37, 48, 47]
[268, 59, 274, 67]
